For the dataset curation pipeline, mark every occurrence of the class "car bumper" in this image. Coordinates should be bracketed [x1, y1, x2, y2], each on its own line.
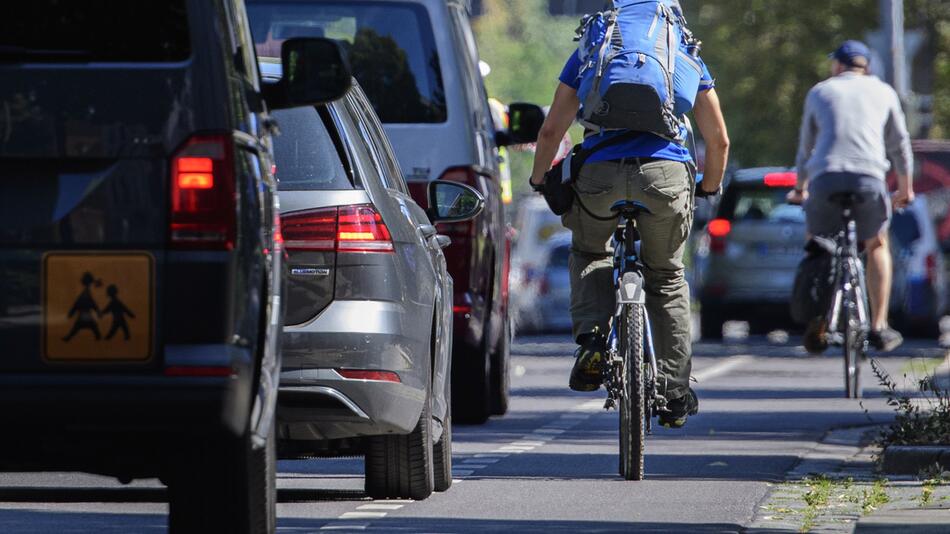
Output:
[277, 369, 425, 441]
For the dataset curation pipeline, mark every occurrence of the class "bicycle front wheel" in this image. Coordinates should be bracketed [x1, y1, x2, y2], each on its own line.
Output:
[619, 303, 645, 480]
[843, 311, 862, 399]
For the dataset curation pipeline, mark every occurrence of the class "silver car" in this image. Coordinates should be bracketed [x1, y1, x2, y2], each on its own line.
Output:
[265, 67, 483, 500]
[695, 167, 807, 339]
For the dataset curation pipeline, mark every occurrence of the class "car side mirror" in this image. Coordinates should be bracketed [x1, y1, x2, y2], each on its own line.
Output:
[262, 38, 351, 110]
[498, 102, 545, 146]
[427, 181, 485, 223]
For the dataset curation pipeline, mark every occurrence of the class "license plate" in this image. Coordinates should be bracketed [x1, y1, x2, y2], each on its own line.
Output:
[42, 252, 154, 362]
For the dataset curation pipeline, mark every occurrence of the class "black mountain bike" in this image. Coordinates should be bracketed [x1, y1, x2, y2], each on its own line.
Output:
[600, 200, 663, 481]
[822, 192, 871, 398]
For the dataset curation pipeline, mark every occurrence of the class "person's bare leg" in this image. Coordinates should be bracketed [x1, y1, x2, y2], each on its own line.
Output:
[864, 233, 891, 331]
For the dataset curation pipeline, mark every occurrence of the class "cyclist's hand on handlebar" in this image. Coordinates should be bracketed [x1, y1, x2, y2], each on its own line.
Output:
[786, 188, 805, 206]
[892, 189, 914, 210]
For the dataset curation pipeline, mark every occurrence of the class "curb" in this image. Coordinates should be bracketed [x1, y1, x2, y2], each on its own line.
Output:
[880, 445, 950, 475]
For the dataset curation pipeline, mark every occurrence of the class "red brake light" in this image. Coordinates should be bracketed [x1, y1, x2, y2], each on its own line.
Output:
[282, 208, 337, 251]
[169, 135, 236, 250]
[337, 369, 401, 383]
[164, 366, 234, 377]
[282, 205, 393, 253]
[763, 172, 798, 188]
[337, 205, 394, 253]
[708, 218, 732, 237]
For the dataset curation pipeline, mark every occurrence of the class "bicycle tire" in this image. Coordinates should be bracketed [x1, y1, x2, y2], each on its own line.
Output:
[843, 288, 862, 399]
[619, 303, 645, 481]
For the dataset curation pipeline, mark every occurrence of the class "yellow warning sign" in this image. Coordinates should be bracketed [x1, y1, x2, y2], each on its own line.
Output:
[43, 253, 153, 362]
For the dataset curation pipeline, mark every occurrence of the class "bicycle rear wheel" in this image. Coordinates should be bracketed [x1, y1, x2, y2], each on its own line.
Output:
[843, 298, 862, 399]
[619, 303, 645, 480]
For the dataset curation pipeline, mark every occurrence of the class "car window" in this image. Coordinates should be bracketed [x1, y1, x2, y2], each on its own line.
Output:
[448, 5, 495, 135]
[350, 89, 409, 194]
[720, 186, 805, 224]
[332, 97, 386, 190]
[247, 0, 447, 124]
[271, 106, 353, 191]
[1, 0, 190, 63]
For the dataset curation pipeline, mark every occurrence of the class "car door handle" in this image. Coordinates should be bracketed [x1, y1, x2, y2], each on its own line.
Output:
[435, 235, 452, 249]
[418, 224, 438, 239]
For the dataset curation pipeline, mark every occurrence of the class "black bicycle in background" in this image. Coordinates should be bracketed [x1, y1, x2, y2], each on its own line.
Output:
[600, 200, 662, 481]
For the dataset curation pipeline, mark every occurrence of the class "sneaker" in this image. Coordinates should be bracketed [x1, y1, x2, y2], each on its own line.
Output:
[868, 327, 903, 352]
[569, 331, 606, 392]
[802, 317, 828, 354]
[658, 388, 699, 428]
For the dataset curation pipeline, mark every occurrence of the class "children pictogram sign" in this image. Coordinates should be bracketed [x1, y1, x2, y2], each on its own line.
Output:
[43, 253, 153, 361]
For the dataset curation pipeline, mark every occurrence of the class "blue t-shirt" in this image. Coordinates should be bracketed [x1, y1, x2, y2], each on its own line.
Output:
[559, 49, 715, 164]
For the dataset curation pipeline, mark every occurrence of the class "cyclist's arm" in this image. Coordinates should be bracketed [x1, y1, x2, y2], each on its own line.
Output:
[885, 91, 914, 207]
[529, 83, 580, 186]
[693, 88, 729, 193]
[794, 90, 818, 193]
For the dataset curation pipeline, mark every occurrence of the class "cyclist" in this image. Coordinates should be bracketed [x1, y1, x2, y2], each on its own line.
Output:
[529, 39, 729, 429]
[788, 40, 914, 353]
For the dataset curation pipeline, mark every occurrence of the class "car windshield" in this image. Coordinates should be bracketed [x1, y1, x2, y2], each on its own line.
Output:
[271, 106, 353, 191]
[720, 186, 806, 223]
[0, 0, 190, 63]
[247, 1, 447, 124]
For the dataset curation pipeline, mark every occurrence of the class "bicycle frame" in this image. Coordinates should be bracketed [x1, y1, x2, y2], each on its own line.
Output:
[824, 207, 870, 344]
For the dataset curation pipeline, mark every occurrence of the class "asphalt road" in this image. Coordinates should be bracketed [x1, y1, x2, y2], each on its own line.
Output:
[0, 333, 944, 533]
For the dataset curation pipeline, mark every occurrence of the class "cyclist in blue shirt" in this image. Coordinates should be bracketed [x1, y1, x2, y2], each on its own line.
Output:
[529, 47, 730, 428]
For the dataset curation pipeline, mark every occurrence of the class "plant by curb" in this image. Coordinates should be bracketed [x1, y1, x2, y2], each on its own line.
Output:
[870, 358, 950, 450]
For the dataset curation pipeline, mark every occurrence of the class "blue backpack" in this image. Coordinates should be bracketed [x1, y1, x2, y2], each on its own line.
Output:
[575, 0, 702, 139]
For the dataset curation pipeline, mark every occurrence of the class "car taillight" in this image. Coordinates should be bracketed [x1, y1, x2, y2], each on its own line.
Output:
[282, 208, 337, 251]
[338, 205, 394, 253]
[707, 218, 731, 254]
[169, 134, 236, 250]
[763, 172, 798, 188]
[281, 205, 393, 253]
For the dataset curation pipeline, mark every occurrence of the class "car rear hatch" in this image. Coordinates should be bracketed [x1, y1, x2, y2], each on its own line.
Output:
[704, 172, 807, 300]
[0, 1, 203, 372]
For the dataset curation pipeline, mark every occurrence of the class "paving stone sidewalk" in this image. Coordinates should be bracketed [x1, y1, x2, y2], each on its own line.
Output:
[746, 426, 950, 533]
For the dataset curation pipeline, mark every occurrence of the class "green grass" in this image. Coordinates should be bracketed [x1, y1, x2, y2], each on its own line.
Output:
[862, 479, 890, 515]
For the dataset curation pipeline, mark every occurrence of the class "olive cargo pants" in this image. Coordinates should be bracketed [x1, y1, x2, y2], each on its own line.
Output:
[561, 159, 693, 400]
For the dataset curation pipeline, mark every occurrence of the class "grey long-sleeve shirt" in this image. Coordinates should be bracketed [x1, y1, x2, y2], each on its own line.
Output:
[795, 72, 913, 189]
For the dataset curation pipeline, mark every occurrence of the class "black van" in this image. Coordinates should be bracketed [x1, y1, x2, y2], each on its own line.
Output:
[0, 1, 349, 532]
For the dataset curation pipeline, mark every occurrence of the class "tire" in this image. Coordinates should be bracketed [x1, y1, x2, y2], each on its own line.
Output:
[489, 317, 511, 416]
[364, 384, 435, 500]
[168, 423, 277, 534]
[619, 303, 646, 481]
[844, 310, 862, 399]
[700, 302, 724, 340]
[432, 414, 453, 492]
[451, 339, 491, 424]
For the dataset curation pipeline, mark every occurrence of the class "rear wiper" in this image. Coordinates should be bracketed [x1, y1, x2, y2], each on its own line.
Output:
[0, 45, 93, 62]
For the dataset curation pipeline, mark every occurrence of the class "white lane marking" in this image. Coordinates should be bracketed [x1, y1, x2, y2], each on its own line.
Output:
[463, 458, 501, 464]
[461, 464, 488, 469]
[321, 523, 368, 531]
[534, 428, 566, 434]
[452, 469, 475, 476]
[339, 512, 388, 519]
[560, 413, 588, 419]
[512, 441, 545, 446]
[692, 355, 753, 382]
[357, 504, 404, 511]
[474, 453, 509, 458]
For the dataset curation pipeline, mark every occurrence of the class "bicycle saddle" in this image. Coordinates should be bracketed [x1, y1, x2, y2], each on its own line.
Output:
[610, 200, 651, 218]
[828, 191, 865, 207]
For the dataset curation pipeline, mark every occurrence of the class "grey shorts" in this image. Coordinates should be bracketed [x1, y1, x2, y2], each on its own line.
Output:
[804, 172, 891, 242]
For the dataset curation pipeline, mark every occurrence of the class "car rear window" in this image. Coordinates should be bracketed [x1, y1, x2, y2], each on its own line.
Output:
[247, 1, 447, 124]
[719, 185, 805, 224]
[1, 0, 190, 63]
[272, 107, 353, 191]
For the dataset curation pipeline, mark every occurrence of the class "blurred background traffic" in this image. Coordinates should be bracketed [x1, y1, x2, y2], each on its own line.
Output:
[481, 0, 950, 341]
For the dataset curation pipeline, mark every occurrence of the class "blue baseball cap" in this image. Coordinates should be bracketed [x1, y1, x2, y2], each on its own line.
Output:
[830, 40, 871, 67]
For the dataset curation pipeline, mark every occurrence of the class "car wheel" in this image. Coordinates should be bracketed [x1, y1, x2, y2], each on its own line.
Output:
[167, 422, 276, 534]
[452, 338, 491, 424]
[432, 412, 453, 492]
[700, 302, 724, 340]
[364, 382, 435, 500]
[489, 317, 511, 416]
